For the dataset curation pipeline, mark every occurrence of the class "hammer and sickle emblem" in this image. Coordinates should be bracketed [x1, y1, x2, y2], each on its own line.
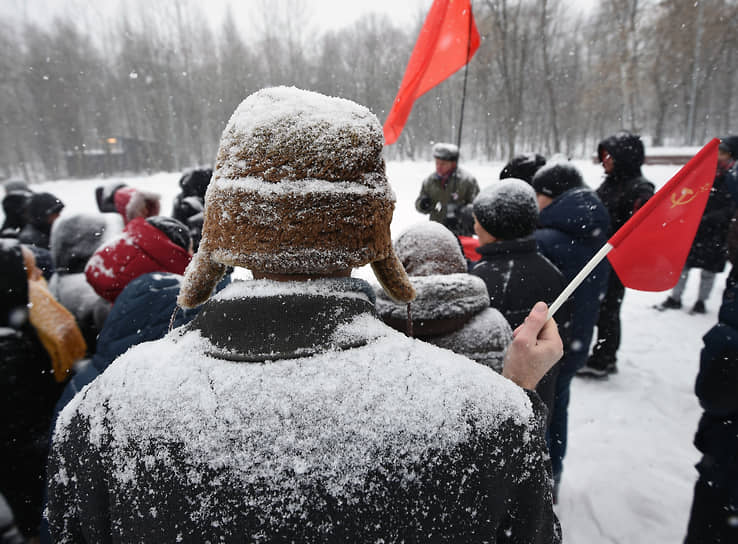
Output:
[671, 188, 698, 208]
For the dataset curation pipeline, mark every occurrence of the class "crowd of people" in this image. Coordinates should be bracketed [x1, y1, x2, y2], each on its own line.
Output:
[0, 85, 736, 543]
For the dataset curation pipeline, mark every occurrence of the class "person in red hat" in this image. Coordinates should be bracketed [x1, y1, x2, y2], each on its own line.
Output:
[85, 215, 191, 303]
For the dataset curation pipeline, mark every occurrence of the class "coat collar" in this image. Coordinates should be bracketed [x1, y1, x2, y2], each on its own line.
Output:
[189, 278, 380, 361]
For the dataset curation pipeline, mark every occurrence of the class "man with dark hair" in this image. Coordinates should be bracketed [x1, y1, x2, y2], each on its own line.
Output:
[415, 142, 479, 236]
[578, 131, 654, 378]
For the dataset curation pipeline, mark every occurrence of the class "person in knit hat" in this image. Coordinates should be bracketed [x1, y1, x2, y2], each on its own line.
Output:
[415, 142, 479, 237]
[531, 162, 611, 500]
[374, 221, 513, 372]
[47, 87, 563, 543]
[112, 186, 160, 225]
[85, 215, 191, 303]
[470, 178, 572, 429]
[18, 191, 64, 250]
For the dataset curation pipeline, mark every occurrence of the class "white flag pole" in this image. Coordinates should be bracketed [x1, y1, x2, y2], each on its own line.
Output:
[547, 243, 614, 320]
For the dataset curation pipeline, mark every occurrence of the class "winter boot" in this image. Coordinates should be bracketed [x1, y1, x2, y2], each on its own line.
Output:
[576, 360, 610, 379]
[690, 300, 706, 314]
[655, 296, 682, 311]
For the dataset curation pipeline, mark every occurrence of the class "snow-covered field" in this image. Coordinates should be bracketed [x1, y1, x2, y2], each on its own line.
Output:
[16, 157, 714, 543]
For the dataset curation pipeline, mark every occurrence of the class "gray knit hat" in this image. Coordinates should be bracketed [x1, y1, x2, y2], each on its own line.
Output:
[177, 87, 415, 308]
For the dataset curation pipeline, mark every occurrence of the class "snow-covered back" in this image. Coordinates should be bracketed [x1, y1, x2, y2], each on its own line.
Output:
[52, 280, 534, 527]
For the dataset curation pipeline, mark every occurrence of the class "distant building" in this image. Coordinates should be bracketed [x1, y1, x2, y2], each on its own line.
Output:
[65, 136, 169, 178]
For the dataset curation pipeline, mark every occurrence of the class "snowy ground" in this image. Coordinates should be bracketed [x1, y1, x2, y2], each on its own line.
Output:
[14, 157, 714, 543]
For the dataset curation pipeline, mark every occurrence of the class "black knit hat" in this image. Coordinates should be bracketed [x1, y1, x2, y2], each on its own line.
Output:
[531, 162, 584, 199]
[473, 178, 538, 240]
[146, 216, 191, 251]
[27, 192, 64, 224]
[500, 153, 546, 184]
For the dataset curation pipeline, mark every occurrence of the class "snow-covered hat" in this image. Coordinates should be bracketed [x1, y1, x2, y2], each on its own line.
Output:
[432, 142, 459, 161]
[531, 162, 584, 199]
[177, 86, 416, 308]
[394, 222, 467, 276]
[473, 178, 538, 240]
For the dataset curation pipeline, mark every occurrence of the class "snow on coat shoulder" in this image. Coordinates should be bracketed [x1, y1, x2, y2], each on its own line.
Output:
[52, 288, 534, 511]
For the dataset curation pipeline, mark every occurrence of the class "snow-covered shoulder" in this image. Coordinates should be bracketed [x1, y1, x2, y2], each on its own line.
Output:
[52, 316, 535, 497]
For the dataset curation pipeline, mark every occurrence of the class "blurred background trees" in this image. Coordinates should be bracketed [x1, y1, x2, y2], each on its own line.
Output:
[0, 0, 735, 180]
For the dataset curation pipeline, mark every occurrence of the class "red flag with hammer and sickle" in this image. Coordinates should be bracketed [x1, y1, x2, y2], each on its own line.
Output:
[607, 138, 720, 291]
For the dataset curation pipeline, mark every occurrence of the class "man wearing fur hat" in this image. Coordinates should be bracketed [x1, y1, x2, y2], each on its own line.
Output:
[415, 142, 479, 236]
[47, 88, 562, 543]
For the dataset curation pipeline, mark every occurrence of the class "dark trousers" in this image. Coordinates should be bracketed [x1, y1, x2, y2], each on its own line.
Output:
[588, 272, 625, 369]
[684, 477, 738, 543]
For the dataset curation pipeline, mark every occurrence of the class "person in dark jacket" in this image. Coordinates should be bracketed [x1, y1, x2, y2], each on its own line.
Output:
[470, 177, 571, 426]
[683, 262, 738, 543]
[660, 136, 738, 314]
[579, 131, 654, 377]
[0, 239, 65, 540]
[18, 192, 64, 250]
[1, 188, 32, 239]
[171, 167, 212, 251]
[375, 221, 513, 371]
[531, 162, 611, 499]
[415, 143, 479, 236]
[500, 153, 547, 184]
[48, 214, 112, 353]
[47, 87, 562, 543]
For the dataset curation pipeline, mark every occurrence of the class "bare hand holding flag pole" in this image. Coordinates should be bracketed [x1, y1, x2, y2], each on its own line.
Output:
[548, 139, 720, 320]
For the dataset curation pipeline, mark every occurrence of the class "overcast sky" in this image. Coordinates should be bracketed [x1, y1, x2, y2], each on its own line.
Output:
[0, 0, 430, 35]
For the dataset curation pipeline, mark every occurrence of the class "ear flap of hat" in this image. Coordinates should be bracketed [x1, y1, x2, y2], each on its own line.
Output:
[371, 249, 416, 303]
[177, 251, 227, 309]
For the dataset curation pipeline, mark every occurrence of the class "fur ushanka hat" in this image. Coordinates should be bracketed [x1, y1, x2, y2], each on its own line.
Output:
[177, 87, 416, 308]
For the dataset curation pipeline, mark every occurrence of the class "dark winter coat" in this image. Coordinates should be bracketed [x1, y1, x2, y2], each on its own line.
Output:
[470, 237, 570, 425]
[535, 187, 611, 354]
[471, 237, 570, 331]
[684, 163, 737, 272]
[47, 278, 560, 543]
[48, 214, 112, 352]
[694, 270, 738, 505]
[18, 192, 64, 250]
[0, 241, 64, 536]
[415, 166, 479, 236]
[375, 274, 512, 372]
[85, 217, 191, 302]
[596, 133, 655, 233]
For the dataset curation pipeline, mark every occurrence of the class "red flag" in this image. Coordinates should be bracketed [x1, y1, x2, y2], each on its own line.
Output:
[606, 139, 720, 291]
[383, 0, 480, 145]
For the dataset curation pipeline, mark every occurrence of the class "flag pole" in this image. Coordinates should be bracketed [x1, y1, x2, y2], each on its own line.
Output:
[547, 243, 613, 320]
[455, 3, 474, 151]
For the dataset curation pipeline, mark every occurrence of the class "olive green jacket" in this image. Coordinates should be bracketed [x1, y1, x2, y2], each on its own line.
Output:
[415, 167, 479, 235]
